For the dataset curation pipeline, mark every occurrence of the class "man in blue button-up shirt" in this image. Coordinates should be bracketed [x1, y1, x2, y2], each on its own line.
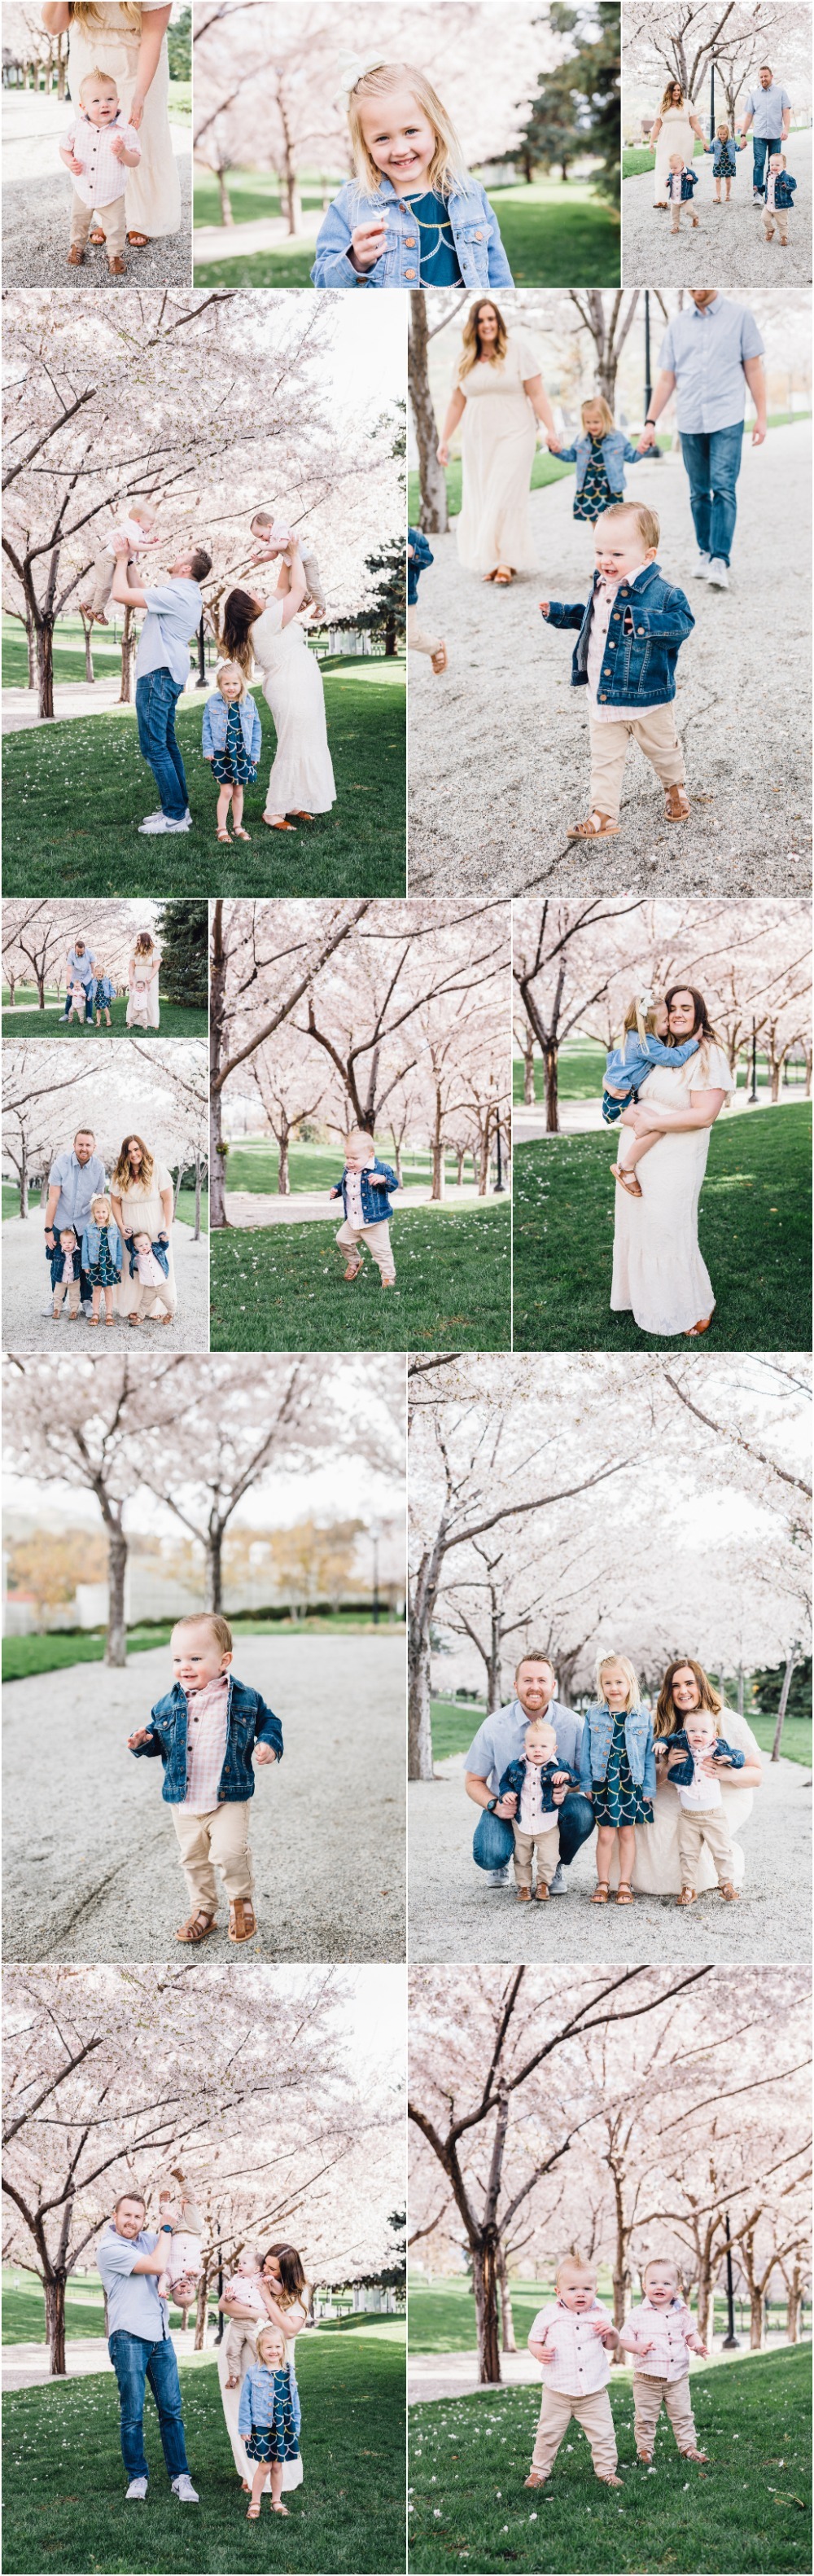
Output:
[738, 64, 792, 197]
[44, 1130, 107, 1313]
[464, 1653, 594, 1893]
[97, 2191, 199, 2504]
[637, 292, 767, 590]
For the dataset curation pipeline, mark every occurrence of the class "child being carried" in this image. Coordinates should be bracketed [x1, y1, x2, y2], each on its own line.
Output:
[156, 2172, 204, 2303]
[497, 1718, 580, 1903]
[248, 511, 326, 617]
[603, 994, 700, 1199]
[81, 501, 160, 627]
[223, 2242, 269, 2386]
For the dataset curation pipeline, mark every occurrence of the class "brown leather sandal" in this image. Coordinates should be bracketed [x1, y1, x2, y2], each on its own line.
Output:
[108, 256, 125, 274]
[664, 784, 690, 820]
[176, 1910, 216, 1944]
[343, 1261, 362, 1281]
[228, 1898, 257, 1944]
[719, 1881, 740, 1901]
[591, 1880, 610, 1902]
[677, 1887, 696, 1907]
[523, 2473, 546, 2488]
[126, 230, 150, 247]
[431, 643, 448, 674]
[685, 1314, 713, 1336]
[611, 1164, 642, 1197]
[68, 245, 85, 265]
[567, 811, 619, 839]
[517, 1885, 531, 1902]
[617, 1881, 634, 1904]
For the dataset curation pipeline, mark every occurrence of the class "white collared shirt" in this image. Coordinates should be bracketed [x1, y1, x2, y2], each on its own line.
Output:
[620, 2296, 697, 2380]
[518, 1765, 554, 1833]
[676, 1745, 722, 1810]
[345, 1165, 374, 1226]
[63, 111, 140, 208]
[181, 1674, 230, 1813]
[529, 2298, 612, 2394]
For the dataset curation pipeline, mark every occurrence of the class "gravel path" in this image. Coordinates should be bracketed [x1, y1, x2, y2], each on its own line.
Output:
[2, 1218, 209, 1354]
[2, 90, 191, 289]
[407, 423, 812, 897]
[406, 1754, 811, 1964]
[2, 1633, 405, 1963]
[622, 130, 812, 288]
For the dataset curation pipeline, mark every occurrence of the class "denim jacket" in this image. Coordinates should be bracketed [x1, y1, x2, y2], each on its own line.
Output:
[705, 137, 741, 171]
[330, 1157, 398, 1222]
[545, 563, 694, 708]
[604, 1032, 699, 1096]
[202, 690, 262, 761]
[498, 1755, 580, 1817]
[579, 1703, 657, 1797]
[93, 976, 116, 1005]
[408, 528, 433, 606]
[659, 1728, 746, 1788]
[311, 174, 514, 291]
[46, 1229, 81, 1288]
[81, 1219, 122, 1275]
[554, 428, 650, 497]
[125, 1231, 169, 1279]
[131, 1674, 284, 1805]
[669, 165, 698, 200]
[759, 170, 796, 205]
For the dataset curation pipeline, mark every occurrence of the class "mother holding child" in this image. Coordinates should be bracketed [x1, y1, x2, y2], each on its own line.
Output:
[602, 982, 733, 1339]
[217, 2238, 311, 2517]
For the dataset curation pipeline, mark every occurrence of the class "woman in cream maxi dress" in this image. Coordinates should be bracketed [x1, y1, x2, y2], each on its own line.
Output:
[610, 1038, 732, 1336]
[453, 329, 549, 576]
[64, 2, 181, 239]
[110, 1147, 177, 1319]
[217, 2271, 310, 2499]
[248, 593, 336, 823]
[125, 936, 161, 1029]
[650, 90, 705, 205]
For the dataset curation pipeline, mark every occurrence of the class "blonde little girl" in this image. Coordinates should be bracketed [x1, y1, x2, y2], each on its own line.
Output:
[602, 994, 701, 1199]
[202, 662, 262, 843]
[703, 124, 742, 201]
[312, 58, 514, 291]
[555, 397, 656, 527]
[81, 1194, 121, 1327]
[239, 2324, 299, 2520]
[578, 1653, 656, 1906]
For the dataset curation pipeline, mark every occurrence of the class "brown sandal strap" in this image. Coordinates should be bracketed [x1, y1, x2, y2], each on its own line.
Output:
[228, 1898, 256, 1943]
[176, 1910, 216, 1943]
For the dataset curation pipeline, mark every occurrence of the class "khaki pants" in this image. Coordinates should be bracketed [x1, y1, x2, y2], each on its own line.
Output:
[677, 1805, 735, 1887]
[52, 1279, 81, 1317]
[224, 2321, 258, 2380]
[171, 1801, 254, 1916]
[532, 2385, 617, 2480]
[762, 206, 789, 241]
[512, 1822, 560, 1890]
[670, 200, 699, 230]
[407, 602, 444, 659]
[335, 1216, 396, 1282]
[82, 546, 118, 617]
[633, 2370, 697, 2456]
[70, 191, 127, 256]
[131, 1276, 175, 1321]
[589, 704, 685, 822]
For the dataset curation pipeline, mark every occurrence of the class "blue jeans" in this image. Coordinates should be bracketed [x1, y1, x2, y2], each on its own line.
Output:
[107, 2330, 190, 2483]
[135, 668, 187, 819]
[751, 133, 781, 191]
[473, 1790, 595, 1873]
[679, 422, 744, 566]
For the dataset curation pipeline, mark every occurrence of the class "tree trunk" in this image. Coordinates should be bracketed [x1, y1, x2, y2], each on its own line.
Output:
[284, 168, 302, 235]
[769, 1059, 781, 1102]
[497, 2244, 517, 2353]
[26, 609, 37, 688]
[456, 1147, 466, 1184]
[118, 604, 135, 704]
[206, 1525, 224, 1613]
[19, 1142, 29, 1220]
[278, 1128, 290, 1195]
[408, 293, 449, 533]
[173, 1164, 184, 1218]
[194, 1153, 202, 1242]
[217, 165, 234, 224]
[431, 1137, 446, 1200]
[748, 2289, 763, 2350]
[195, 2267, 210, 2351]
[395, 1143, 404, 1186]
[523, 1042, 536, 1105]
[44, 2276, 68, 2376]
[545, 1043, 559, 1135]
[37, 617, 55, 721]
[771, 1653, 796, 1759]
[408, 1616, 433, 1780]
[106, 1525, 128, 1666]
[81, 615, 95, 683]
[786, 2269, 801, 2343]
[473, 2236, 501, 2384]
[695, 2264, 711, 2343]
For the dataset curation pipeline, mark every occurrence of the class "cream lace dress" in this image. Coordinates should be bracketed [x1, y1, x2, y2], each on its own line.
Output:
[66, 4, 181, 237]
[454, 330, 542, 574]
[126, 945, 161, 1029]
[248, 601, 336, 818]
[610, 1040, 732, 1336]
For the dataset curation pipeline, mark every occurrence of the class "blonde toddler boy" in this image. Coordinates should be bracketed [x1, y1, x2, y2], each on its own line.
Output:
[540, 502, 694, 840]
[667, 153, 699, 230]
[526, 2258, 623, 2490]
[330, 1128, 398, 1288]
[81, 502, 160, 625]
[619, 2258, 708, 2463]
[223, 2244, 269, 2385]
[51, 1227, 81, 1320]
[249, 510, 326, 617]
[127, 1614, 283, 1947]
[59, 68, 141, 272]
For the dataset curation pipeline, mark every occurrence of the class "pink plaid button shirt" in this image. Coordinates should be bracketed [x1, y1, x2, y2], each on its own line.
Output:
[529, 2298, 613, 2394]
[181, 1674, 230, 1813]
[619, 2297, 698, 2380]
[62, 112, 140, 208]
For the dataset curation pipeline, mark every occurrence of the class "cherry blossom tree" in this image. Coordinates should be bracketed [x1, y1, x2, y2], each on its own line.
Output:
[3, 1039, 208, 1222]
[623, 3, 811, 124]
[512, 897, 646, 1130]
[210, 899, 370, 1225]
[2, 900, 147, 1012]
[2, 1043, 90, 1218]
[2, 1353, 182, 1666]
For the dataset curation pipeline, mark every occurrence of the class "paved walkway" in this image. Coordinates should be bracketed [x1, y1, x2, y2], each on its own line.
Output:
[2, 1631, 405, 1962]
[2, 678, 128, 736]
[408, 2338, 795, 2405]
[1, 1218, 209, 1354]
[408, 424, 812, 897]
[2, 2331, 208, 2394]
[225, 1182, 492, 1227]
[2, 91, 191, 288]
[512, 1086, 808, 1141]
[406, 1753, 811, 1964]
[195, 205, 322, 265]
[622, 129, 812, 288]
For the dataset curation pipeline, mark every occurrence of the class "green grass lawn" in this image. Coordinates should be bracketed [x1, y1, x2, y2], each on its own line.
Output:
[408, 2273, 804, 2352]
[211, 1204, 510, 1352]
[2, 658, 405, 899]
[427, 1696, 812, 1769]
[511, 1044, 803, 1108]
[193, 174, 619, 288]
[513, 1104, 812, 1351]
[2, 1188, 207, 1231]
[409, 2343, 811, 2574]
[2, 2329, 405, 2575]
[748, 1712, 812, 1769]
[2, 996, 207, 1039]
[225, 1141, 480, 1195]
[2, 2273, 187, 2344]
[2, 1609, 402, 1686]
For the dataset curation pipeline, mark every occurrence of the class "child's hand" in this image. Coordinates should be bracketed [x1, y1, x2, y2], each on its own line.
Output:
[534, 2337, 556, 2362]
[109, 133, 125, 159]
[157, 1231, 168, 1242]
[370, 1170, 387, 1186]
[592, 2317, 615, 2339]
[254, 1742, 277, 1764]
[66, 151, 84, 174]
[538, 600, 550, 617]
[351, 219, 387, 270]
[128, 1726, 153, 1749]
[408, 543, 415, 557]
[636, 2336, 656, 2354]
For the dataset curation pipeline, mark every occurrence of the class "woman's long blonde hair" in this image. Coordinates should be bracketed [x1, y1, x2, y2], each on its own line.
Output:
[458, 299, 509, 380]
[659, 80, 686, 112]
[346, 61, 467, 197]
[69, 4, 142, 26]
[133, 931, 155, 958]
[112, 1134, 155, 1192]
[654, 1659, 724, 1740]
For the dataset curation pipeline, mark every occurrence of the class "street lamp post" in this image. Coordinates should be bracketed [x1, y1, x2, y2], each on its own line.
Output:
[195, 614, 207, 688]
[709, 59, 716, 142]
[370, 1521, 381, 1626]
[494, 1108, 505, 1195]
[643, 287, 652, 423]
[722, 2212, 740, 2347]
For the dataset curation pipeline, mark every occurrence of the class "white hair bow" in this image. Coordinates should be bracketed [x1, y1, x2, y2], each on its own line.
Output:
[335, 51, 386, 108]
[638, 988, 654, 1010]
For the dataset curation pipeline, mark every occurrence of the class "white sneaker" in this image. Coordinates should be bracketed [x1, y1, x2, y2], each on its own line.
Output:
[486, 1866, 510, 1888]
[138, 813, 190, 834]
[171, 2474, 199, 2504]
[707, 558, 729, 588]
[548, 1863, 566, 1895]
[693, 551, 711, 577]
[138, 809, 165, 826]
[125, 2477, 148, 2501]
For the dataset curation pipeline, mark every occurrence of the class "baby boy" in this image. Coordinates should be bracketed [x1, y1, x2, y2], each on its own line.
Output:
[81, 500, 160, 626]
[526, 2257, 623, 2489]
[619, 2257, 708, 2463]
[497, 1718, 579, 1902]
[248, 509, 326, 616]
[127, 1614, 282, 1946]
[223, 2244, 269, 2385]
[59, 69, 141, 273]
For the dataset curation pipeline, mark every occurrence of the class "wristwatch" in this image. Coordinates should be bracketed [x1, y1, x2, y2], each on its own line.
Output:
[644, 416, 656, 427]
[487, 1797, 498, 1813]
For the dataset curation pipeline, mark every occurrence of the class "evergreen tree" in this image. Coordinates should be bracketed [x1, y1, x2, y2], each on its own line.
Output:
[167, 7, 191, 85]
[519, 2, 620, 204]
[354, 541, 406, 658]
[751, 1658, 812, 1723]
[154, 901, 208, 1010]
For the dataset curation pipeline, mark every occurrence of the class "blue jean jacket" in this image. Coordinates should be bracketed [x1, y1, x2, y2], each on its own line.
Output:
[498, 1755, 580, 1816]
[46, 1231, 81, 1289]
[131, 1674, 283, 1804]
[579, 1704, 657, 1797]
[555, 428, 648, 496]
[604, 1033, 699, 1094]
[759, 171, 796, 205]
[202, 691, 262, 761]
[545, 564, 694, 708]
[671, 166, 698, 199]
[93, 976, 116, 1006]
[408, 528, 433, 605]
[81, 1219, 122, 1275]
[660, 1728, 746, 1787]
[125, 1231, 169, 1279]
[311, 175, 514, 290]
[330, 1158, 398, 1222]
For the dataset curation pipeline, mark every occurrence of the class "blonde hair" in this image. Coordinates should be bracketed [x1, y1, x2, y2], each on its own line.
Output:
[173, 1613, 233, 1656]
[69, 3, 141, 24]
[659, 80, 686, 111]
[596, 1652, 641, 1712]
[458, 299, 509, 380]
[111, 1134, 154, 1193]
[716, 122, 733, 136]
[90, 1193, 112, 1220]
[618, 993, 663, 1059]
[256, 2325, 286, 2365]
[78, 65, 118, 100]
[525, 1717, 555, 1743]
[556, 2253, 595, 2288]
[217, 659, 248, 704]
[346, 61, 466, 197]
[599, 500, 660, 551]
[642, 2255, 680, 2286]
[581, 394, 615, 432]
[345, 1127, 375, 1159]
